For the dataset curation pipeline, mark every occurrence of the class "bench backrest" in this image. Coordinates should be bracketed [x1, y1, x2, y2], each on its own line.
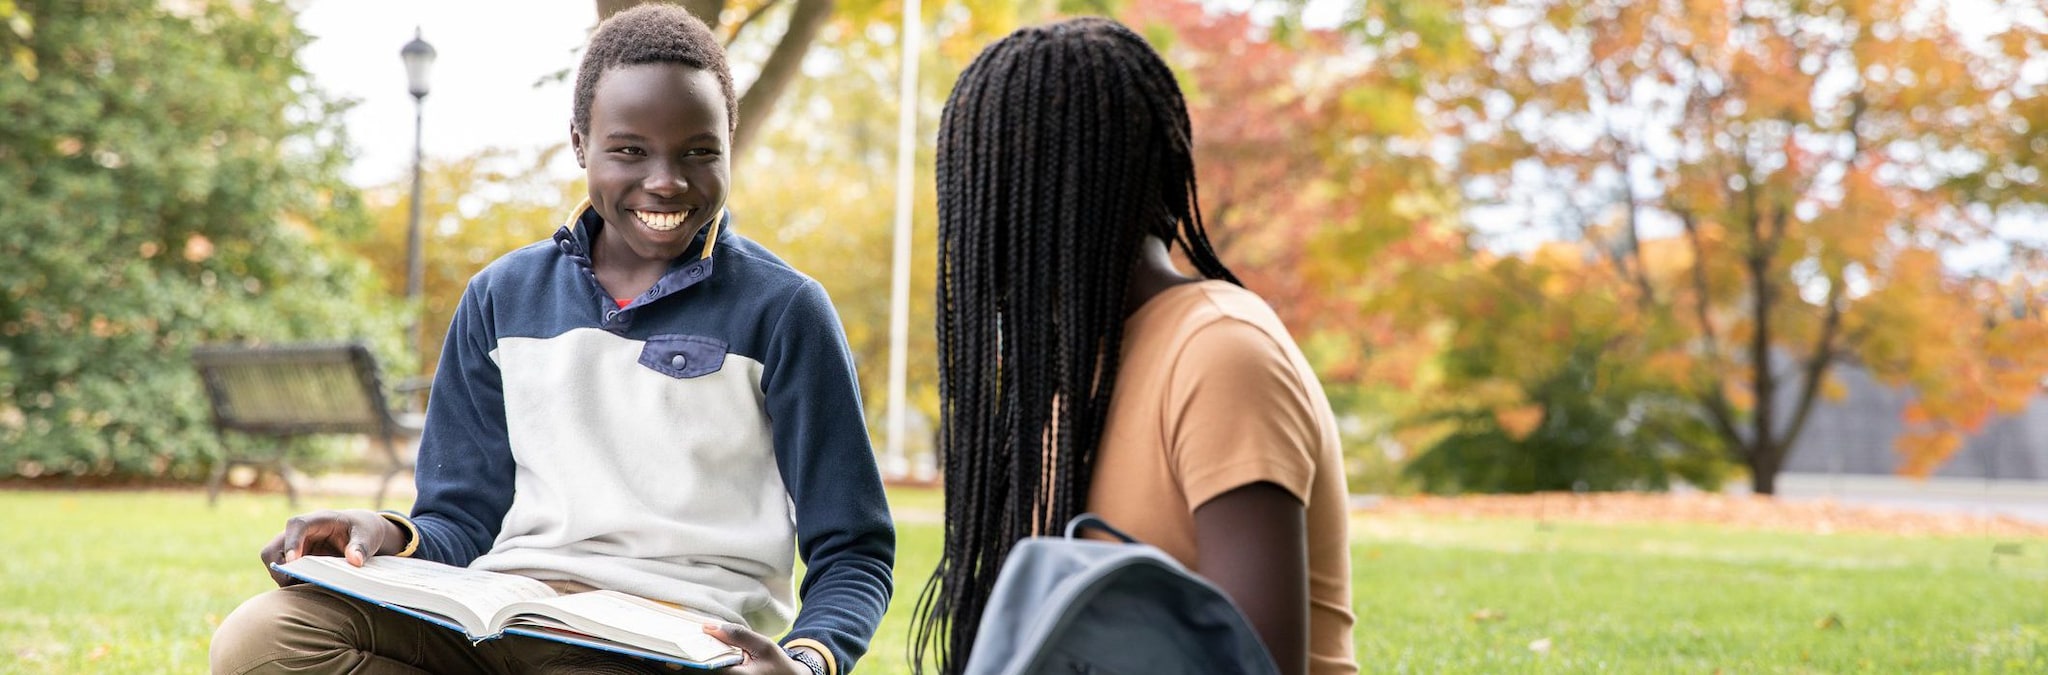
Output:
[192, 342, 397, 437]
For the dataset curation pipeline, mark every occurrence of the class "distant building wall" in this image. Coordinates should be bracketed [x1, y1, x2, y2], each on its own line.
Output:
[1781, 362, 2047, 480]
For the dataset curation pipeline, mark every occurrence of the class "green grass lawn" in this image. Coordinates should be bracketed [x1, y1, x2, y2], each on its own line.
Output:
[1, 488, 2043, 673]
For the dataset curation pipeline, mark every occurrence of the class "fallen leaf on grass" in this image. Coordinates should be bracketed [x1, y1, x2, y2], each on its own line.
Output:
[1470, 608, 1506, 623]
[1816, 613, 1844, 630]
[1528, 637, 1552, 654]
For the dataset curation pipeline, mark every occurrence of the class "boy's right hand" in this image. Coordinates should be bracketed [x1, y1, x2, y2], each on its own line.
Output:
[258, 509, 402, 587]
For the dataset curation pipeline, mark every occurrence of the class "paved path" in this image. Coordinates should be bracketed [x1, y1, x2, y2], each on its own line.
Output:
[1767, 472, 2048, 525]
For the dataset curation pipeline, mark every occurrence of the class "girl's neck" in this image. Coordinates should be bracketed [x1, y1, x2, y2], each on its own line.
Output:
[1125, 235, 1200, 316]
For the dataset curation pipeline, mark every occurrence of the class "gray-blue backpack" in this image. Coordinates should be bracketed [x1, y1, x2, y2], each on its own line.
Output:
[962, 514, 1281, 675]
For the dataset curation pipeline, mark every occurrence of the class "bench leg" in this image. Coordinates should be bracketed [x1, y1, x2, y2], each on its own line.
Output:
[206, 459, 230, 507]
[375, 437, 395, 511]
[373, 434, 412, 511]
[276, 460, 302, 510]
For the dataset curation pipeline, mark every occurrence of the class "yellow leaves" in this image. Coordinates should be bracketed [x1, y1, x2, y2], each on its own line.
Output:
[1635, 237, 1696, 287]
[1495, 404, 1546, 441]
[1807, 166, 1892, 266]
[1996, 28, 2033, 62]
[0, 1, 30, 81]
[1728, 43, 1815, 120]
[1722, 379, 1755, 413]
[1336, 72, 1426, 135]
[1466, 379, 1527, 410]
[1894, 427, 1964, 478]
[1819, 373, 1848, 403]
[1682, 0, 1730, 50]
[1642, 351, 1698, 387]
[1887, 300, 2041, 476]
[6, 46, 30, 82]
[1987, 371, 2039, 414]
[1362, 338, 1441, 392]
[1985, 319, 2048, 369]
[1982, 319, 2048, 414]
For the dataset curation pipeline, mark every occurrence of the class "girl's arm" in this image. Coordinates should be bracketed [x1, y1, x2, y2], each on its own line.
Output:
[1194, 481, 1310, 675]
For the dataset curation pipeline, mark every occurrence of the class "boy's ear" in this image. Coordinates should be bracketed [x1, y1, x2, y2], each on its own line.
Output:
[570, 125, 586, 168]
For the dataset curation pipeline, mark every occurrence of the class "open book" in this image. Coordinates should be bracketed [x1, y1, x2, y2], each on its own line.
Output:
[272, 555, 744, 669]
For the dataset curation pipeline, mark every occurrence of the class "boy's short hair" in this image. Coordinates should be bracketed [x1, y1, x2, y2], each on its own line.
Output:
[573, 4, 737, 136]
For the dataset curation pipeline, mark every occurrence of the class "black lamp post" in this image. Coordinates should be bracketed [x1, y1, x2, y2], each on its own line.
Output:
[400, 28, 436, 361]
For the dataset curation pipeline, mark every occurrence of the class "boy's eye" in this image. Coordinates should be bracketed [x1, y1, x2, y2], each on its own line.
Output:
[687, 148, 719, 157]
[610, 147, 645, 156]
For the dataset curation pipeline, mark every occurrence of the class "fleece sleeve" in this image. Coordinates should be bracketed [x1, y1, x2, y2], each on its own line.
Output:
[405, 279, 516, 567]
[760, 279, 896, 674]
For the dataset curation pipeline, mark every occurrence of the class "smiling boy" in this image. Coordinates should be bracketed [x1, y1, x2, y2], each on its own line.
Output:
[210, 7, 893, 675]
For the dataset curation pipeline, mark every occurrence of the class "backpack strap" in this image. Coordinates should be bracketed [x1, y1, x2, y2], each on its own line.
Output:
[1063, 513, 1140, 543]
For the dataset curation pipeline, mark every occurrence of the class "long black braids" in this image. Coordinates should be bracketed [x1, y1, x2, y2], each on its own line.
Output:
[910, 17, 1241, 674]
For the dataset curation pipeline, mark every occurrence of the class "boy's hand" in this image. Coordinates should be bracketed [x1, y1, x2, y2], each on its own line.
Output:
[257, 509, 402, 587]
[702, 624, 815, 675]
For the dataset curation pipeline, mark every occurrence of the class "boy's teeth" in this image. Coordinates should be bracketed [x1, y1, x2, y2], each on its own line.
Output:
[634, 210, 686, 231]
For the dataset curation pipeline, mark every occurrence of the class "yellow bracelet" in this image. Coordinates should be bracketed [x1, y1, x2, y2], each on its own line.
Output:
[783, 638, 837, 675]
[377, 511, 421, 558]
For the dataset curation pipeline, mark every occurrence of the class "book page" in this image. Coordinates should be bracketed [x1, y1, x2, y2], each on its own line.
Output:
[277, 556, 557, 636]
[495, 590, 738, 662]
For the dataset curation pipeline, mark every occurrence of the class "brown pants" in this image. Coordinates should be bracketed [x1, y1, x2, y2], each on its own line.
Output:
[209, 584, 684, 674]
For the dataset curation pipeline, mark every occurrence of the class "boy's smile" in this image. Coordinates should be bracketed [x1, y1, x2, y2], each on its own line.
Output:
[574, 62, 731, 265]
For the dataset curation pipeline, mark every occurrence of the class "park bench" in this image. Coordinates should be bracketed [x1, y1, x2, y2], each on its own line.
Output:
[191, 342, 423, 509]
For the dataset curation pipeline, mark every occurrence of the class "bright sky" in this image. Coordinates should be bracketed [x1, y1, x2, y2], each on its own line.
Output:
[296, 0, 597, 187]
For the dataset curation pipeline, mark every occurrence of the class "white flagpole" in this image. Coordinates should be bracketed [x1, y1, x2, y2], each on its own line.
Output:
[883, 0, 922, 479]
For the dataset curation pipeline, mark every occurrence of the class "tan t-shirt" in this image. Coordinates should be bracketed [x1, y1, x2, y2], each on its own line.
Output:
[1085, 280, 1356, 675]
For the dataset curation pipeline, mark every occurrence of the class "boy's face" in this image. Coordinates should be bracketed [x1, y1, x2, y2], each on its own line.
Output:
[572, 63, 730, 262]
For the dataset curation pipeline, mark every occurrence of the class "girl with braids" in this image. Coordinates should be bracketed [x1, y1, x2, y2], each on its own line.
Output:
[912, 17, 1356, 675]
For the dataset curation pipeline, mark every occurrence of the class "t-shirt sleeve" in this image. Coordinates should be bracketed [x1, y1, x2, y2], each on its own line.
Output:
[1166, 317, 1320, 511]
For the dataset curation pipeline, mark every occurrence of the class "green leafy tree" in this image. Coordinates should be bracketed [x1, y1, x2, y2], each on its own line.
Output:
[1392, 254, 1733, 493]
[0, 0, 403, 480]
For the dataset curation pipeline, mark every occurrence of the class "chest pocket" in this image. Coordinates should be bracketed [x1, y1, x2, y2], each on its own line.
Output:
[638, 334, 728, 379]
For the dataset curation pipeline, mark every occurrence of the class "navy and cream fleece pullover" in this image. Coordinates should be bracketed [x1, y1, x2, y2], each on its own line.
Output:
[406, 206, 895, 671]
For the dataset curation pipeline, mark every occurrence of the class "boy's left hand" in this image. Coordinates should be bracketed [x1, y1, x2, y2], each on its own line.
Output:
[702, 623, 813, 675]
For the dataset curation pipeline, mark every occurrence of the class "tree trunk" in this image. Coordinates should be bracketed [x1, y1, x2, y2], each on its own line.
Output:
[729, 0, 832, 161]
[1748, 444, 1782, 495]
[1745, 242, 1777, 497]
